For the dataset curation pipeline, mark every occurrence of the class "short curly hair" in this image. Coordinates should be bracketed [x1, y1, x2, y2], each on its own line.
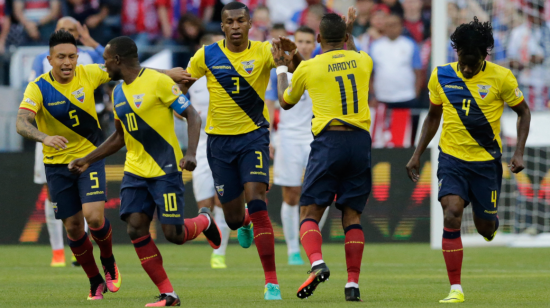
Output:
[450, 16, 494, 58]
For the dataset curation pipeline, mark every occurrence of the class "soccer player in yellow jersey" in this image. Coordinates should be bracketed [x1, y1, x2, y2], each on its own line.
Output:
[69, 36, 222, 307]
[274, 9, 372, 302]
[406, 18, 531, 304]
[182, 2, 303, 300]
[16, 30, 121, 300]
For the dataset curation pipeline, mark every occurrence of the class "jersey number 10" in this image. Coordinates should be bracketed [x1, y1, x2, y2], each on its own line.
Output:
[335, 74, 359, 115]
[126, 113, 139, 131]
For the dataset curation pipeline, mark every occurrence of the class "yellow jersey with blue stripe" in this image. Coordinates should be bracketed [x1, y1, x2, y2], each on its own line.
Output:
[429, 61, 524, 162]
[283, 49, 373, 136]
[186, 40, 276, 135]
[19, 64, 110, 164]
[113, 68, 190, 178]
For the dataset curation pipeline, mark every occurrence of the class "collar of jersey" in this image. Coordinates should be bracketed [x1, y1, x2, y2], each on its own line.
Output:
[48, 70, 77, 86]
[456, 61, 486, 80]
[222, 39, 251, 52]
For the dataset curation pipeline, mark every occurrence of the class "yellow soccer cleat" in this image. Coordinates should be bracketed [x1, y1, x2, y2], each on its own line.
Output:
[439, 289, 464, 303]
[211, 253, 227, 269]
[483, 231, 497, 242]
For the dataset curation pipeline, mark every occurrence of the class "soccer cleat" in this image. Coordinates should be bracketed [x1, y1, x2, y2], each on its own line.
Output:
[297, 263, 331, 299]
[102, 257, 121, 293]
[87, 281, 107, 300]
[237, 223, 253, 248]
[211, 253, 227, 269]
[145, 294, 181, 307]
[288, 252, 305, 265]
[199, 207, 222, 249]
[483, 231, 497, 242]
[71, 254, 81, 267]
[345, 287, 363, 302]
[264, 283, 282, 300]
[50, 249, 66, 267]
[439, 289, 465, 303]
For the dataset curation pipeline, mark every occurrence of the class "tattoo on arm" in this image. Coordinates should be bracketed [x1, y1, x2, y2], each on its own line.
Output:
[16, 109, 48, 142]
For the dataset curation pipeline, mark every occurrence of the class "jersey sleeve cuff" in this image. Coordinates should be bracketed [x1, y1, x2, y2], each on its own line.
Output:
[506, 98, 523, 108]
[19, 107, 37, 114]
[171, 95, 191, 114]
[430, 100, 442, 106]
[282, 92, 298, 105]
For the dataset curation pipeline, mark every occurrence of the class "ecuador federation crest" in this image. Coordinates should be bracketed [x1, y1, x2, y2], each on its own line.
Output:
[72, 87, 85, 103]
[241, 60, 255, 74]
[216, 185, 224, 196]
[477, 84, 492, 99]
[133, 94, 145, 108]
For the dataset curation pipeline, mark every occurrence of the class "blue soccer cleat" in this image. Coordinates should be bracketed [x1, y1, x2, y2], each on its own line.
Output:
[237, 223, 253, 248]
[264, 283, 282, 300]
[288, 252, 305, 265]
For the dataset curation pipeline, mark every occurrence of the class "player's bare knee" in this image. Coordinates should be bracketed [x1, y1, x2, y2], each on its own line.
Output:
[126, 223, 149, 241]
[282, 186, 301, 205]
[443, 209, 462, 229]
[342, 207, 361, 229]
[300, 204, 325, 222]
[162, 224, 185, 244]
[64, 222, 85, 239]
[226, 215, 244, 230]
[85, 215, 104, 229]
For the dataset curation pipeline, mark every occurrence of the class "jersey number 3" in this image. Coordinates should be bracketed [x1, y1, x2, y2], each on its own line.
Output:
[335, 74, 358, 115]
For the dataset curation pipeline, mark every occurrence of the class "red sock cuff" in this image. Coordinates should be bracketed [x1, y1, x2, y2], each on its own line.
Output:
[132, 234, 152, 245]
[89, 218, 106, 231]
[443, 227, 460, 232]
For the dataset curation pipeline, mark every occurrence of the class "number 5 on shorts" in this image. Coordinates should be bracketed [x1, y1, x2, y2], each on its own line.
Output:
[90, 172, 99, 189]
[164, 193, 177, 212]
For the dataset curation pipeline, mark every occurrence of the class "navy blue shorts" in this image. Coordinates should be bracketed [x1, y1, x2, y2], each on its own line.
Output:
[300, 130, 372, 213]
[120, 172, 185, 225]
[437, 152, 502, 221]
[207, 128, 270, 204]
[45, 159, 106, 220]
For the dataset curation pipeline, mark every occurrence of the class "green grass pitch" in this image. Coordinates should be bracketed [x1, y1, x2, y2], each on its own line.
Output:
[0, 244, 549, 307]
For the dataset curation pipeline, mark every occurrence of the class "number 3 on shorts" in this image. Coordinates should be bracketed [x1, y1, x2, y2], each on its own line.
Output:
[255, 151, 263, 169]
[164, 193, 177, 212]
[90, 172, 99, 189]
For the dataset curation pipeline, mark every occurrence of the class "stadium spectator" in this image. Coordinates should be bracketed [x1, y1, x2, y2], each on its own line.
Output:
[370, 13, 422, 148]
[0, 0, 9, 54]
[121, 0, 173, 54]
[381, 0, 403, 17]
[64, 0, 112, 44]
[13, 0, 61, 44]
[249, 5, 270, 41]
[402, 0, 430, 44]
[266, 0, 305, 26]
[176, 13, 204, 52]
[174, 0, 215, 24]
[507, 0, 550, 111]
[351, 0, 374, 38]
[288, 0, 331, 33]
[357, 3, 388, 52]
[269, 22, 287, 41]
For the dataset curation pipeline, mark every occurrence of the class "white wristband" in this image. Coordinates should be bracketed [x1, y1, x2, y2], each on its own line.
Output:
[276, 66, 288, 75]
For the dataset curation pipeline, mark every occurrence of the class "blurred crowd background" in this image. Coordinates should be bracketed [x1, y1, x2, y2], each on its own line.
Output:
[0, 0, 549, 150]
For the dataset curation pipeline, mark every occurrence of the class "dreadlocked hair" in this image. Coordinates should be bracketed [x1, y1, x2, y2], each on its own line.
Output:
[450, 16, 494, 58]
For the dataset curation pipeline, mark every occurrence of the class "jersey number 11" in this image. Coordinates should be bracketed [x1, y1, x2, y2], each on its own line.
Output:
[335, 74, 358, 115]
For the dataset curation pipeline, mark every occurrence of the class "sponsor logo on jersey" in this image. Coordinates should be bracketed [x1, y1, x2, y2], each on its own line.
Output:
[172, 85, 182, 96]
[212, 65, 232, 70]
[48, 101, 66, 106]
[515, 87, 523, 98]
[477, 84, 491, 99]
[25, 98, 36, 106]
[241, 60, 255, 74]
[216, 185, 224, 196]
[115, 102, 126, 108]
[444, 85, 463, 90]
[133, 94, 145, 108]
[72, 87, 86, 103]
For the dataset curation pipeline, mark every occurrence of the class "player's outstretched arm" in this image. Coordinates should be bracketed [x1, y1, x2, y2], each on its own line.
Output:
[179, 105, 201, 171]
[406, 103, 443, 182]
[509, 101, 531, 174]
[148, 67, 198, 85]
[16, 109, 69, 150]
[344, 7, 358, 52]
[68, 120, 125, 174]
[271, 42, 296, 110]
[274, 36, 304, 73]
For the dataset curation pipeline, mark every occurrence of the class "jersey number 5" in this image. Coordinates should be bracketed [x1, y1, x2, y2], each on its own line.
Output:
[335, 74, 358, 115]
[69, 110, 79, 127]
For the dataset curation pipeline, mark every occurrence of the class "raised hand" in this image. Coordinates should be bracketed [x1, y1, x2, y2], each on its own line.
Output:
[278, 36, 298, 53]
[344, 6, 358, 34]
[271, 41, 294, 67]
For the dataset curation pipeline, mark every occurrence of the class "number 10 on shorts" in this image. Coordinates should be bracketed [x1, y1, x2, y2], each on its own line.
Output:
[164, 193, 177, 212]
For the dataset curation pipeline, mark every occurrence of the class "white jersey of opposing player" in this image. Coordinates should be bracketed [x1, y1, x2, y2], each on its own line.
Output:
[188, 76, 216, 202]
[273, 72, 314, 143]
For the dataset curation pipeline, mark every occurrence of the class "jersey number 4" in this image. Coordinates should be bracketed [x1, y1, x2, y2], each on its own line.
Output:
[335, 74, 358, 115]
